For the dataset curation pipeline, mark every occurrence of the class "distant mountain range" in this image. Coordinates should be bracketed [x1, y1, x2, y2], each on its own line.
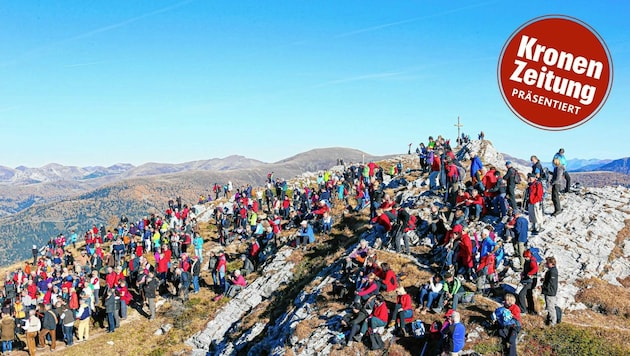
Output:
[0, 147, 382, 266]
[502, 154, 629, 175]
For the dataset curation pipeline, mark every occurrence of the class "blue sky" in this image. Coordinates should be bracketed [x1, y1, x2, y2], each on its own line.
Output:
[1, 1, 628, 167]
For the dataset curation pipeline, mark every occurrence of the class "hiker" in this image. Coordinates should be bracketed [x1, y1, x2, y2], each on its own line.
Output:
[60, 302, 76, 346]
[418, 273, 444, 313]
[517, 249, 539, 315]
[24, 309, 40, 356]
[470, 152, 485, 192]
[375, 262, 398, 292]
[553, 148, 571, 193]
[76, 300, 91, 342]
[504, 161, 518, 211]
[443, 310, 466, 356]
[296, 220, 315, 250]
[496, 293, 521, 356]
[342, 302, 369, 347]
[526, 173, 544, 234]
[359, 294, 389, 339]
[1, 312, 15, 354]
[191, 255, 201, 293]
[541, 256, 559, 325]
[143, 271, 159, 320]
[439, 272, 465, 311]
[488, 170, 508, 220]
[105, 288, 117, 333]
[240, 254, 255, 276]
[550, 158, 565, 216]
[225, 270, 247, 298]
[506, 210, 528, 271]
[390, 287, 413, 336]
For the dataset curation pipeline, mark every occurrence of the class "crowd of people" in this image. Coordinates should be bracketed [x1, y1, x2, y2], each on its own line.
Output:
[0, 134, 570, 355]
[330, 135, 566, 355]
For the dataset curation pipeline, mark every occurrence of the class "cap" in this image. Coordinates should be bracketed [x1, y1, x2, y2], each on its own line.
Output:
[505, 161, 512, 166]
[527, 173, 535, 179]
[445, 309, 455, 318]
[452, 224, 463, 233]
[300, 220, 308, 226]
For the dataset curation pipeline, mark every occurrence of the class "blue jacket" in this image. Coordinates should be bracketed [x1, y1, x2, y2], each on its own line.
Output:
[515, 216, 529, 243]
[448, 322, 466, 352]
[470, 156, 483, 178]
[299, 225, 315, 244]
[480, 237, 497, 258]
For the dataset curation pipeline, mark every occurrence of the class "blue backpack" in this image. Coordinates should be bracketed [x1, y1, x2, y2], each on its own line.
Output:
[528, 247, 544, 264]
[494, 307, 518, 328]
[411, 320, 426, 338]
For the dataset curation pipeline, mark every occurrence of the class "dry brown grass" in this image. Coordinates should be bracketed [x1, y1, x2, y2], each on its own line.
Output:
[575, 277, 630, 318]
[609, 219, 630, 262]
[294, 317, 323, 340]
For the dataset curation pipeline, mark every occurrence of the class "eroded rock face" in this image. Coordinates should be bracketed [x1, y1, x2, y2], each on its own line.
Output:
[185, 247, 295, 355]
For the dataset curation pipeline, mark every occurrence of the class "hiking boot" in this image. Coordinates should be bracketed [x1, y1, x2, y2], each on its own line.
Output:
[387, 321, 396, 328]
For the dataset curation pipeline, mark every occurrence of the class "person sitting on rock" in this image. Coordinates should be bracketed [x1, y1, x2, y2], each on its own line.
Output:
[341, 302, 369, 347]
[389, 286, 413, 336]
[374, 262, 398, 293]
[296, 220, 315, 250]
[418, 273, 444, 314]
[358, 294, 389, 340]
[224, 270, 247, 298]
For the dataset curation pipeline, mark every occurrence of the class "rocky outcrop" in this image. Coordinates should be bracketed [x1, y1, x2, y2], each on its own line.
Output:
[185, 247, 295, 355]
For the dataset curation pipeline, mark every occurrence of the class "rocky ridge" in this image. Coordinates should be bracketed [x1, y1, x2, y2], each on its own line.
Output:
[183, 140, 630, 355]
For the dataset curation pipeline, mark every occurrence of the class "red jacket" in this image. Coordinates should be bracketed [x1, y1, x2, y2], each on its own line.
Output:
[508, 303, 522, 323]
[372, 302, 389, 323]
[467, 194, 483, 207]
[381, 269, 398, 292]
[357, 281, 378, 297]
[397, 293, 412, 311]
[477, 253, 496, 275]
[528, 181, 544, 204]
[106, 272, 119, 288]
[457, 234, 474, 268]
[371, 213, 392, 232]
[118, 285, 132, 305]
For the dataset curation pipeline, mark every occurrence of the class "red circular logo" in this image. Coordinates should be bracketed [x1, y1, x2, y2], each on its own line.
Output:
[498, 15, 613, 130]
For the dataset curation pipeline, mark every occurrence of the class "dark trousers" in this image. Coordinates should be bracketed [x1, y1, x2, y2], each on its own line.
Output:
[107, 312, 116, 332]
[518, 278, 537, 314]
[563, 170, 571, 191]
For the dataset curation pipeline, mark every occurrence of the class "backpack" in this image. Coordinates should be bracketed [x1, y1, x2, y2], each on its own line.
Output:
[411, 320, 426, 338]
[555, 306, 563, 324]
[494, 306, 518, 328]
[369, 332, 384, 350]
[513, 170, 522, 184]
[528, 247, 544, 264]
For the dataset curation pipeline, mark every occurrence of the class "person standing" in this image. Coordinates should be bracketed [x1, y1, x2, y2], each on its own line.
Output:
[1, 312, 15, 354]
[76, 300, 91, 342]
[60, 302, 76, 346]
[24, 309, 41, 356]
[498, 293, 521, 356]
[507, 210, 528, 271]
[38, 304, 57, 351]
[550, 158, 565, 216]
[526, 174, 544, 234]
[143, 271, 159, 320]
[504, 161, 518, 211]
[517, 250, 539, 315]
[191, 255, 201, 294]
[553, 148, 571, 193]
[104, 289, 117, 333]
[541, 256, 559, 326]
[443, 310, 466, 356]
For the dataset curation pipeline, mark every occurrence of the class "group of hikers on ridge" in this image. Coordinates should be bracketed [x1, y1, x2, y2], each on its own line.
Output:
[0, 133, 568, 355]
